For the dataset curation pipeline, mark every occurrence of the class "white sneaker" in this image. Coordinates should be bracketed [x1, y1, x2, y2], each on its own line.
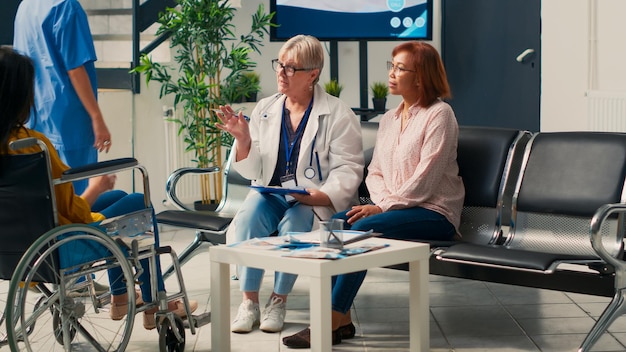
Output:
[260, 296, 286, 332]
[231, 299, 260, 333]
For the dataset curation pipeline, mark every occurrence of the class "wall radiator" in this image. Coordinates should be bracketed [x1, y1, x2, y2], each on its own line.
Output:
[163, 115, 199, 207]
[586, 90, 626, 132]
[163, 112, 225, 208]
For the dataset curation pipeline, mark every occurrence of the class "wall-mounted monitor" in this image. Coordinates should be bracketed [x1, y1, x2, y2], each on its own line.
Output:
[270, 0, 432, 42]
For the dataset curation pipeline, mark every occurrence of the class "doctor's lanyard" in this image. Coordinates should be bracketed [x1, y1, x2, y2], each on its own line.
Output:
[282, 97, 314, 175]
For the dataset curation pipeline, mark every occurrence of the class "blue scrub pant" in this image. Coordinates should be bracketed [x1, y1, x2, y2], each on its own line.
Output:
[330, 206, 456, 313]
[92, 191, 165, 303]
[234, 191, 313, 294]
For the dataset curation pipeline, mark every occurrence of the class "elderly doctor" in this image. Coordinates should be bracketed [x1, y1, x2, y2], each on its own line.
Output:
[216, 34, 364, 334]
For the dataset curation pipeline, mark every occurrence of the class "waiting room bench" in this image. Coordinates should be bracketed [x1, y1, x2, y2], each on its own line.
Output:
[385, 128, 626, 352]
[155, 148, 250, 278]
[157, 120, 626, 351]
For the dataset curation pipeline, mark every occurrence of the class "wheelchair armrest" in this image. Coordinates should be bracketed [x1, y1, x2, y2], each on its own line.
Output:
[60, 158, 139, 183]
[166, 166, 221, 211]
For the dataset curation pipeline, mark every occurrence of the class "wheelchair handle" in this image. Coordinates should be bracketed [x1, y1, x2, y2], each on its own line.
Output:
[9, 137, 39, 151]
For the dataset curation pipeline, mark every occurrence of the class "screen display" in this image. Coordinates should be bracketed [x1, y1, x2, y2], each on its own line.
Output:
[270, 0, 432, 41]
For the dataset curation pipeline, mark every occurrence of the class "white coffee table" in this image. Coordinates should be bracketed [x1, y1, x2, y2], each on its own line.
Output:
[209, 237, 430, 352]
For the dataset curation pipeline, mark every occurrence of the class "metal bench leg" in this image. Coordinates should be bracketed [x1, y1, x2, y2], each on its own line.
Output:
[578, 288, 626, 352]
[163, 231, 203, 280]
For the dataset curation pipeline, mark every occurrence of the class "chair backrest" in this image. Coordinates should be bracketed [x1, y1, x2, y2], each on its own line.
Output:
[214, 145, 251, 215]
[506, 132, 626, 257]
[358, 121, 379, 204]
[457, 126, 530, 245]
[0, 149, 58, 281]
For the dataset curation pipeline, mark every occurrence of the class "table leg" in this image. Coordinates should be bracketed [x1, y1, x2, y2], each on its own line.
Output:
[211, 261, 231, 351]
[309, 276, 332, 352]
[409, 259, 429, 352]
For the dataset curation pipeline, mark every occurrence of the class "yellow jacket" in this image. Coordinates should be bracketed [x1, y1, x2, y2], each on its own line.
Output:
[7, 128, 104, 225]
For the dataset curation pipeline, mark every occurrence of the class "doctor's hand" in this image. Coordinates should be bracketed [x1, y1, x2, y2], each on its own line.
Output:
[214, 105, 250, 143]
[290, 189, 331, 207]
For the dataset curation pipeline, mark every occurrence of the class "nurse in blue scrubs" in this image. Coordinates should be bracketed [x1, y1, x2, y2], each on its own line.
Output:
[13, 0, 112, 194]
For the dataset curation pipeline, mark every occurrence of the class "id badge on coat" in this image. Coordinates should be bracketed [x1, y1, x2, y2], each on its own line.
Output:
[280, 174, 297, 202]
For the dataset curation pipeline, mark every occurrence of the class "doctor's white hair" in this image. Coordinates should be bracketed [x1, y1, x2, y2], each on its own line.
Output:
[278, 34, 324, 85]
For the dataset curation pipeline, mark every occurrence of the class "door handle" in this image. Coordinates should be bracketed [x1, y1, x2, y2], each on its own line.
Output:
[516, 48, 535, 63]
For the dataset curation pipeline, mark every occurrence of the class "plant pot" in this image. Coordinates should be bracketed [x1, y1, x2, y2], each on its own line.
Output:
[194, 200, 219, 211]
[245, 92, 258, 102]
[372, 98, 387, 112]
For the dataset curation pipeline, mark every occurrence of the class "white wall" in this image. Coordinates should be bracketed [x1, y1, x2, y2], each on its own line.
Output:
[102, 0, 626, 212]
[541, 0, 626, 131]
[232, 0, 442, 110]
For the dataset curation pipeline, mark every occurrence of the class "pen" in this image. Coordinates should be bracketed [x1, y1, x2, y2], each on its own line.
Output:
[278, 243, 317, 250]
[212, 107, 245, 116]
[312, 209, 324, 222]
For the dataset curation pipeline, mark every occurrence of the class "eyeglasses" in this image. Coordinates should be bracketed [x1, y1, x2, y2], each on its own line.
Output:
[387, 61, 416, 74]
[272, 59, 314, 77]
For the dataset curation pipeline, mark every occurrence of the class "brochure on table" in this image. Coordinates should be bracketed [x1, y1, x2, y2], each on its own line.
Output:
[229, 230, 387, 259]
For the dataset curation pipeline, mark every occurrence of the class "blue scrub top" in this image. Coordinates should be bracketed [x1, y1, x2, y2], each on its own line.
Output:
[13, 0, 98, 152]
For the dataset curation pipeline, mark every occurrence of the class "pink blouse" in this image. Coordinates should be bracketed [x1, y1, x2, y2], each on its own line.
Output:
[366, 99, 465, 233]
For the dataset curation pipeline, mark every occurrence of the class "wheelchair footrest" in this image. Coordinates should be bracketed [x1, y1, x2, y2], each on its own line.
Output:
[112, 232, 155, 249]
[184, 312, 211, 329]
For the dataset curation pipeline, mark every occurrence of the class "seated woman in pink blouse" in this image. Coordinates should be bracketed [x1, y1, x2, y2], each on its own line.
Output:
[282, 41, 465, 348]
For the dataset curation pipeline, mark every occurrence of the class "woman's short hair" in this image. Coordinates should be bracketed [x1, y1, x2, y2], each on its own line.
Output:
[392, 41, 451, 107]
[0, 46, 35, 152]
[278, 35, 324, 85]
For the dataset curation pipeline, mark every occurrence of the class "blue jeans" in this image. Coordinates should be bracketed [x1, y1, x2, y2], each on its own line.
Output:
[235, 191, 313, 294]
[93, 191, 165, 303]
[330, 206, 456, 313]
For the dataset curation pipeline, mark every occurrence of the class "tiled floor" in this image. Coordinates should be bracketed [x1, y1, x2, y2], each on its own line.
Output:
[9, 227, 626, 351]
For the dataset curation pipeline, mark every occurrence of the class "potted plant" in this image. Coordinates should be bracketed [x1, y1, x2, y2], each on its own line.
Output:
[371, 81, 389, 112]
[240, 71, 261, 102]
[324, 79, 343, 97]
[132, 0, 274, 208]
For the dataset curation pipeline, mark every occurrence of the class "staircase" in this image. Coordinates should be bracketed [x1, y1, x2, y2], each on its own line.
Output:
[82, 0, 174, 92]
[78, 0, 176, 200]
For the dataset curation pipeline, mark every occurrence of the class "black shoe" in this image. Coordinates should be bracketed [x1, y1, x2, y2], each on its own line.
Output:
[282, 327, 342, 348]
[337, 322, 356, 339]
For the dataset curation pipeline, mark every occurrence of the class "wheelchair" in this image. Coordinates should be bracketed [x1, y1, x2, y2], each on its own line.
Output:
[0, 137, 207, 351]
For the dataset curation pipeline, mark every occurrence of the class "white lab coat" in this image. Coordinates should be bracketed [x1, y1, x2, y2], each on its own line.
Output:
[233, 84, 364, 221]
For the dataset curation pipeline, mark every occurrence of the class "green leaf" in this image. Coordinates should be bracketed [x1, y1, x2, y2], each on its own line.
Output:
[130, 0, 275, 200]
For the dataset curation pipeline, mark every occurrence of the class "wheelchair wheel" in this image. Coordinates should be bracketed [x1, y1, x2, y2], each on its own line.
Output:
[158, 315, 185, 352]
[0, 278, 10, 347]
[6, 224, 136, 352]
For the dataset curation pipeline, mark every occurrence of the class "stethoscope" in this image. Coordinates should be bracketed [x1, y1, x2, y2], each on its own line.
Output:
[263, 94, 323, 182]
[304, 135, 322, 181]
[279, 97, 322, 181]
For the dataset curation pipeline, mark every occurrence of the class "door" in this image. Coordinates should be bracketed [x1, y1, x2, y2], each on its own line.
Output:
[442, 0, 540, 131]
[0, 0, 21, 45]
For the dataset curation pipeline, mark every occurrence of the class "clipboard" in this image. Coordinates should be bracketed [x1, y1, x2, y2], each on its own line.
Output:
[250, 185, 309, 195]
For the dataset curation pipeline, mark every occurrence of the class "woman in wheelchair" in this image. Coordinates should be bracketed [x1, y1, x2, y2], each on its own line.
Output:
[0, 46, 197, 330]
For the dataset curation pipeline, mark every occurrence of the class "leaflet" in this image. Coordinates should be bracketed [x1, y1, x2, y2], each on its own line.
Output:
[282, 243, 389, 260]
[228, 230, 385, 258]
